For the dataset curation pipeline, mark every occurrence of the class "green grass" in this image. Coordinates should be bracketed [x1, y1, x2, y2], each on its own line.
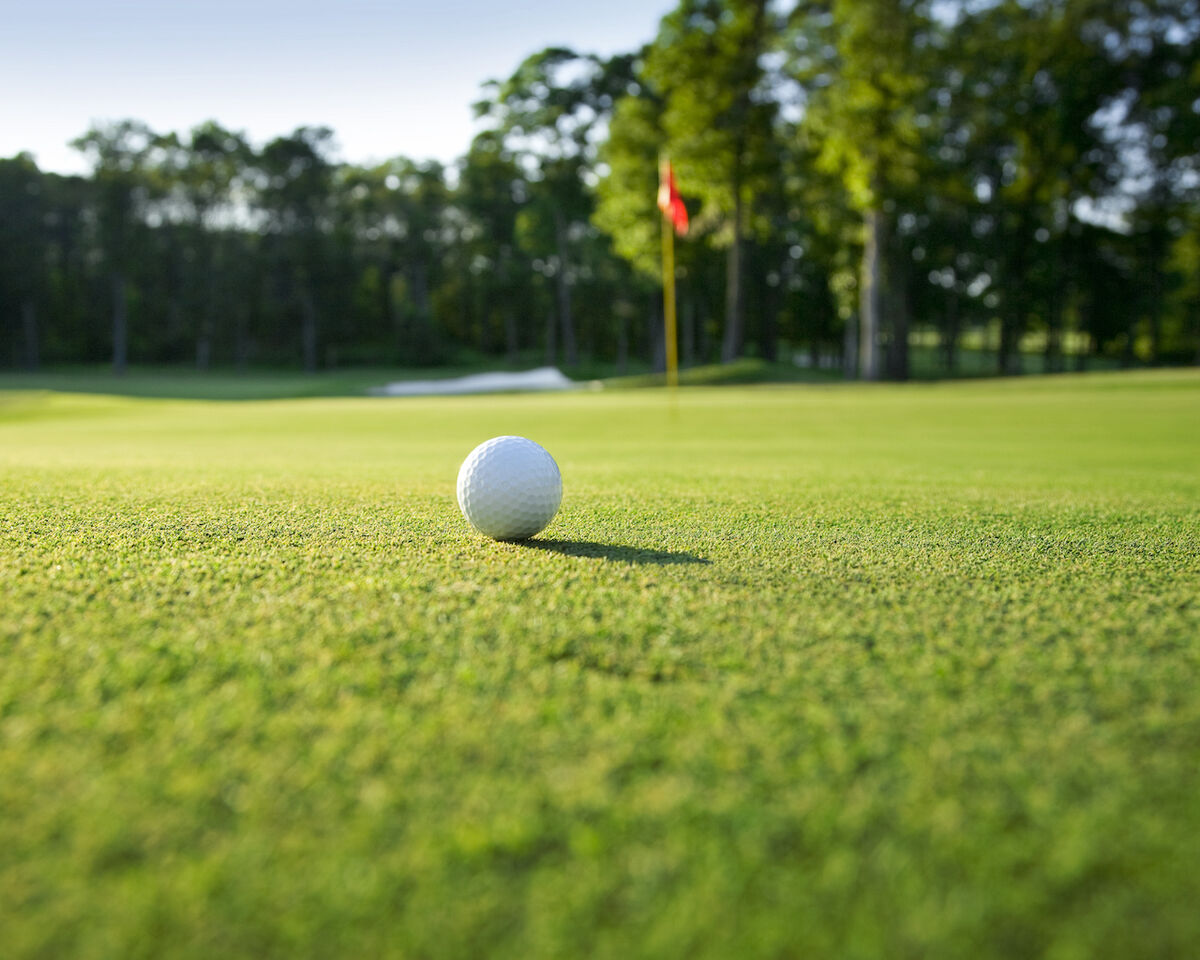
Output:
[2, 369, 1198, 959]
[0, 364, 499, 400]
[0, 354, 658, 401]
[0, 357, 832, 400]
[907, 344, 1125, 379]
[0, 347, 1140, 403]
[603, 357, 840, 389]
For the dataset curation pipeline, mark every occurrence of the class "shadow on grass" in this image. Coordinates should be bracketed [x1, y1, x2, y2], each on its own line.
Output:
[519, 539, 710, 566]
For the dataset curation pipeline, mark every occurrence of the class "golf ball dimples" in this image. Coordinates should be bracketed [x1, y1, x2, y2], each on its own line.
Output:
[457, 436, 562, 540]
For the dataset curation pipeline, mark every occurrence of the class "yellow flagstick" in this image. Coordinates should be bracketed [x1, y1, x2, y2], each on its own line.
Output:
[661, 211, 679, 390]
[660, 168, 679, 391]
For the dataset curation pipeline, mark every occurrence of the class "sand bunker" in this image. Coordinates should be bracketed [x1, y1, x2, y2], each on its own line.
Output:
[368, 366, 576, 397]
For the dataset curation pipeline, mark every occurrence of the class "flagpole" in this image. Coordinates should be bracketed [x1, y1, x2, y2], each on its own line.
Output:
[660, 167, 679, 391]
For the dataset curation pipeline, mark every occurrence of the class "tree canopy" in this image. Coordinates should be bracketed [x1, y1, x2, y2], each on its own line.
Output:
[2, 0, 1197, 377]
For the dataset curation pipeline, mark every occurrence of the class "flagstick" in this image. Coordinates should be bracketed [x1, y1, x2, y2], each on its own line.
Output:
[661, 210, 679, 391]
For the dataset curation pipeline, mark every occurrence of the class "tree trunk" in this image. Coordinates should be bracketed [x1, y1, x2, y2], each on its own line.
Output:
[473, 275, 488, 355]
[760, 256, 780, 363]
[1044, 314, 1061, 374]
[682, 297, 696, 367]
[504, 309, 518, 364]
[1121, 319, 1136, 368]
[1192, 297, 1200, 366]
[381, 259, 396, 330]
[721, 165, 745, 363]
[552, 210, 578, 367]
[1149, 300, 1161, 365]
[999, 211, 1031, 376]
[616, 306, 629, 375]
[885, 245, 909, 381]
[859, 208, 884, 381]
[411, 259, 431, 320]
[943, 288, 959, 376]
[196, 330, 212, 371]
[235, 307, 249, 373]
[1148, 230, 1165, 365]
[409, 258, 435, 362]
[843, 307, 858, 380]
[1044, 326, 1061, 374]
[1044, 240, 1066, 374]
[1073, 332, 1090, 372]
[299, 287, 318, 373]
[782, 252, 799, 365]
[999, 316, 1021, 376]
[999, 266, 1023, 376]
[197, 249, 214, 371]
[21, 300, 38, 371]
[1144, 183, 1172, 365]
[650, 297, 665, 373]
[544, 306, 556, 366]
[111, 271, 128, 375]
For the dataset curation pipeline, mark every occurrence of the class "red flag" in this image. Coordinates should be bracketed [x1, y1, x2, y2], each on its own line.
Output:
[657, 159, 688, 236]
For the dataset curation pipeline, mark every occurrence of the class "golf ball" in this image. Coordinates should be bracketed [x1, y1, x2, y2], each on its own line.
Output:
[456, 436, 563, 541]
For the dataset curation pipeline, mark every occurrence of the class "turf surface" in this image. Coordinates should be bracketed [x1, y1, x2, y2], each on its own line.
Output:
[2, 370, 1198, 958]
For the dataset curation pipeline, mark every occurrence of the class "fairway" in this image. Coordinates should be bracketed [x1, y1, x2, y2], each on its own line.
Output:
[2, 371, 1199, 958]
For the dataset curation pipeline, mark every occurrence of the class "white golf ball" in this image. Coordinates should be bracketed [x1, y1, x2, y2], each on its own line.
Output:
[456, 436, 563, 541]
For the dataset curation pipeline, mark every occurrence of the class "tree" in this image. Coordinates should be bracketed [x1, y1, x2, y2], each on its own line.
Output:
[1113, 0, 1200, 362]
[255, 127, 337, 372]
[458, 134, 530, 361]
[943, 0, 1197, 375]
[477, 48, 638, 367]
[72, 120, 158, 374]
[7, 6, 1195, 378]
[175, 122, 250, 368]
[0, 154, 44, 369]
[1168, 211, 1200, 363]
[594, 91, 665, 283]
[644, 0, 780, 363]
[796, 0, 933, 380]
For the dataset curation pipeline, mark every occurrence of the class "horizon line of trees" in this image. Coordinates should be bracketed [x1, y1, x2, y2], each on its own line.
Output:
[2, 0, 1198, 381]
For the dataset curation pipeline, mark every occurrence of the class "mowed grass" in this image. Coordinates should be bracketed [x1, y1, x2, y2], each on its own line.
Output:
[1, 370, 1198, 959]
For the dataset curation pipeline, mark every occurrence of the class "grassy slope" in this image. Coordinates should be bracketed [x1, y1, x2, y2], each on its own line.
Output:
[0, 358, 831, 398]
[1, 370, 1198, 959]
[0, 365, 480, 400]
[0, 346, 1132, 401]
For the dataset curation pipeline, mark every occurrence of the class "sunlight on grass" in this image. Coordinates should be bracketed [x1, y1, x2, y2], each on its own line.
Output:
[2, 371, 1198, 959]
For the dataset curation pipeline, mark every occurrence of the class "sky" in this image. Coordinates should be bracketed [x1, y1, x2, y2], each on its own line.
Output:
[2, 0, 672, 175]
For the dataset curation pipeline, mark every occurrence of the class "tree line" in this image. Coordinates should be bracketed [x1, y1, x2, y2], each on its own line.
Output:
[1, 0, 1197, 380]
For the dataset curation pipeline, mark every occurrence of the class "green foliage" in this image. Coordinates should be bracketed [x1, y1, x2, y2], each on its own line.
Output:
[1, 372, 1199, 957]
[474, 47, 641, 367]
[799, 0, 932, 209]
[596, 0, 790, 362]
[0, 154, 43, 305]
[603, 356, 837, 387]
[70, 120, 159, 267]
[257, 127, 336, 233]
[594, 95, 664, 281]
[2, 1, 1199, 376]
[643, 0, 779, 234]
[1167, 213, 1200, 360]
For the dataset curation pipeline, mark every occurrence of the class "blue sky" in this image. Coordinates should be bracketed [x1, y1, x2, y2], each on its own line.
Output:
[2, 0, 672, 174]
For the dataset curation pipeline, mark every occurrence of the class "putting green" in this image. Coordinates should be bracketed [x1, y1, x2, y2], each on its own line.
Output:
[2, 370, 1198, 958]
